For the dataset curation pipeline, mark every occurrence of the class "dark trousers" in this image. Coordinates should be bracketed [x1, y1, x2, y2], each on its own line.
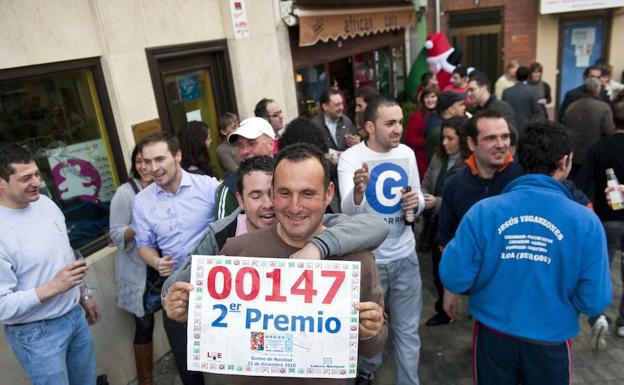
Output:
[163, 311, 205, 385]
[473, 321, 572, 385]
[431, 243, 444, 315]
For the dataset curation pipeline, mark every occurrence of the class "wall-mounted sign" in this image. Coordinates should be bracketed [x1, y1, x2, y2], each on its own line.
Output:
[230, 0, 250, 39]
[540, 0, 624, 14]
[132, 119, 162, 143]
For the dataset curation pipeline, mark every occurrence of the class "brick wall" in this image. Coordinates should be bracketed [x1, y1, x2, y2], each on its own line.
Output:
[426, 0, 539, 68]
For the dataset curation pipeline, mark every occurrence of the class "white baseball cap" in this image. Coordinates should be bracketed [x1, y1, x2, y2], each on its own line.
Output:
[227, 117, 276, 144]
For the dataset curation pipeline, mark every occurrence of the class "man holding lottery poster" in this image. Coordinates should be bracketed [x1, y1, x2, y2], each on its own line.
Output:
[173, 143, 386, 384]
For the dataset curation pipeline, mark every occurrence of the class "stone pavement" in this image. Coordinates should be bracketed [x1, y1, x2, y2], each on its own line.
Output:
[152, 247, 624, 385]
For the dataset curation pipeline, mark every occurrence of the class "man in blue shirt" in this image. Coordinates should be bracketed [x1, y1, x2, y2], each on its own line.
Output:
[440, 121, 611, 385]
[133, 132, 220, 385]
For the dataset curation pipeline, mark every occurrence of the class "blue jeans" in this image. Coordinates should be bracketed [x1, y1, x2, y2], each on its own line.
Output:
[4, 306, 96, 385]
[359, 251, 423, 385]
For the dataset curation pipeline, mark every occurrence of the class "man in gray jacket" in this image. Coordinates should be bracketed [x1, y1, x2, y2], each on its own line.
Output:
[162, 155, 389, 319]
[502, 66, 543, 138]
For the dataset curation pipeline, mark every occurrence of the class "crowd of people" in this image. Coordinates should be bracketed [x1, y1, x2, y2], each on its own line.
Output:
[1, 57, 623, 385]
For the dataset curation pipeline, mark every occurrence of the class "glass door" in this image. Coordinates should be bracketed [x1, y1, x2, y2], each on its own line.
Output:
[147, 41, 237, 178]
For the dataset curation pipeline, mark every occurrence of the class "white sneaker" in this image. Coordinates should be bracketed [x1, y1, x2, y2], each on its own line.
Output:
[591, 315, 608, 351]
[617, 325, 624, 338]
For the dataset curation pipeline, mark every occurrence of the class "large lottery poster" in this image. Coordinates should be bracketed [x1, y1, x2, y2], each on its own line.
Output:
[187, 255, 361, 378]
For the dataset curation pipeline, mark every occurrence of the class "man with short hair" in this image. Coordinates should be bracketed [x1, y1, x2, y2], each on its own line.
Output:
[339, 96, 425, 385]
[168, 144, 388, 385]
[163, 156, 390, 322]
[468, 73, 517, 129]
[502, 66, 543, 137]
[440, 120, 611, 385]
[444, 66, 469, 93]
[215, 117, 276, 219]
[425, 91, 466, 160]
[563, 77, 614, 185]
[133, 132, 220, 385]
[559, 65, 609, 120]
[437, 109, 523, 317]
[0, 143, 100, 385]
[254, 98, 284, 136]
[312, 89, 357, 151]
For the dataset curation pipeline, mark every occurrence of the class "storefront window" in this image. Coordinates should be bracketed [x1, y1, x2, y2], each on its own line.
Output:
[0, 65, 121, 252]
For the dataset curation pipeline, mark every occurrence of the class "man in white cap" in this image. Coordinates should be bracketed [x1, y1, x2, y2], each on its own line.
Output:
[215, 117, 276, 219]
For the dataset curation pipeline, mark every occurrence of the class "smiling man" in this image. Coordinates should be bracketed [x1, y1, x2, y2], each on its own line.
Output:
[162, 155, 389, 323]
[338, 95, 425, 385]
[132, 132, 220, 385]
[437, 109, 523, 319]
[0, 143, 100, 385]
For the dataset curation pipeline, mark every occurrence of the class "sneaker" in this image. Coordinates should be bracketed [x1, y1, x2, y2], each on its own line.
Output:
[617, 325, 624, 338]
[425, 312, 454, 326]
[591, 315, 608, 351]
[355, 372, 374, 385]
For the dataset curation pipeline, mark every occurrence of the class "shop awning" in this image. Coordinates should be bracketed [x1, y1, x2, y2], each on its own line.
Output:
[294, 5, 416, 47]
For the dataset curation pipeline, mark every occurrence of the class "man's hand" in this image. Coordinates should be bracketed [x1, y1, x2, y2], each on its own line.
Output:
[289, 243, 321, 260]
[401, 188, 420, 212]
[80, 296, 101, 325]
[36, 260, 88, 302]
[423, 193, 436, 210]
[605, 184, 624, 207]
[164, 282, 193, 323]
[345, 133, 361, 147]
[443, 288, 461, 320]
[157, 256, 175, 277]
[353, 163, 369, 205]
[356, 301, 384, 338]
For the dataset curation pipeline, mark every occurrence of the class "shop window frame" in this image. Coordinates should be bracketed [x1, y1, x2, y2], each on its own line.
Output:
[0, 57, 127, 256]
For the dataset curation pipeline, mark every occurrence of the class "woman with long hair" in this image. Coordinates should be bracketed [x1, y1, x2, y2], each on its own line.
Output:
[109, 145, 156, 385]
[420, 116, 471, 326]
[405, 83, 440, 179]
[177, 120, 214, 176]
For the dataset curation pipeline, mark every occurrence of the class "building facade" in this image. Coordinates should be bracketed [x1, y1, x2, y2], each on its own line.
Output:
[0, 1, 421, 384]
[426, 0, 623, 116]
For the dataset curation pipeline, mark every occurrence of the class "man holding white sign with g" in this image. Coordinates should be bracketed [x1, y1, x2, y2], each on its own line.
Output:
[338, 95, 425, 385]
[187, 143, 386, 384]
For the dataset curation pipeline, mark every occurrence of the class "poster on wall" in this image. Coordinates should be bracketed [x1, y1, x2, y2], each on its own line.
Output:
[571, 27, 595, 68]
[47, 139, 115, 203]
[187, 255, 361, 378]
[540, 0, 624, 14]
[229, 0, 250, 39]
[177, 73, 201, 102]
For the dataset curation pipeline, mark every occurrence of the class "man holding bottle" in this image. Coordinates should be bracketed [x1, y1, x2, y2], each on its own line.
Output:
[338, 95, 425, 385]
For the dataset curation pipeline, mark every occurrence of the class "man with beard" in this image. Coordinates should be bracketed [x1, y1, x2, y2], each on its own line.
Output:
[338, 95, 425, 385]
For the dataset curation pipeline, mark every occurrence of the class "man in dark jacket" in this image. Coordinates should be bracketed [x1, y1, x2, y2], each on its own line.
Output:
[468, 73, 517, 129]
[311, 89, 358, 152]
[559, 65, 609, 121]
[502, 66, 543, 137]
[562, 77, 614, 184]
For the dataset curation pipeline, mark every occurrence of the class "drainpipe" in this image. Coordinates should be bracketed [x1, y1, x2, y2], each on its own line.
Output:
[435, 0, 441, 32]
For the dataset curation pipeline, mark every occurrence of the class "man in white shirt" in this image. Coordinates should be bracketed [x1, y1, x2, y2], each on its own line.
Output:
[338, 96, 425, 385]
[0, 143, 100, 385]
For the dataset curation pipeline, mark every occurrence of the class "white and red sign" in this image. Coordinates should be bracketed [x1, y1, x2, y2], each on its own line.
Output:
[187, 256, 361, 378]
